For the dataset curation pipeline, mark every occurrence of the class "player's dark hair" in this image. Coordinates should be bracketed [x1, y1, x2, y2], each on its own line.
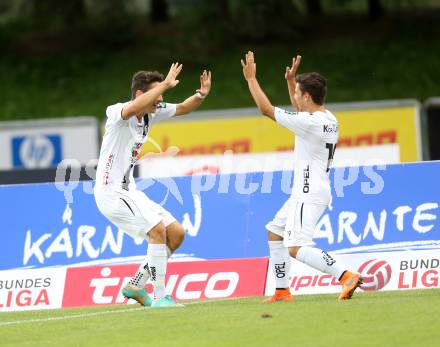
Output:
[296, 72, 327, 105]
[131, 71, 164, 99]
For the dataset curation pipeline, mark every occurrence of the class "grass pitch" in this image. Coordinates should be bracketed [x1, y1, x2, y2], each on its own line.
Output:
[1, 289, 439, 347]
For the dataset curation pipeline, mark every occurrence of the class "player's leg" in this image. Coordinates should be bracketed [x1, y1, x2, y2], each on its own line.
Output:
[286, 203, 363, 300]
[166, 221, 185, 254]
[149, 222, 185, 306]
[123, 222, 167, 307]
[127, 221, 184, 291]
[145, 221, 168, 299]
[263, 199, 293, 303]
[94, 189, 155, 306]
[124, 190, 183, 307]
[127, 198, 184, 282]
[126, 221, 183, 307]
[124, 220, 183, 307]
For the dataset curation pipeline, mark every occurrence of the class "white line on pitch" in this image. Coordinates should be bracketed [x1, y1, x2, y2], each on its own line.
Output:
[0, 307, 145, 327]
[0, 297, 251, 327]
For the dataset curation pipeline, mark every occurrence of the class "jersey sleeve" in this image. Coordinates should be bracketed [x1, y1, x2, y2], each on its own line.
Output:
[274, 107, 312, 138]
[149, 103, 177, 126]
[105, 103, 127, 127]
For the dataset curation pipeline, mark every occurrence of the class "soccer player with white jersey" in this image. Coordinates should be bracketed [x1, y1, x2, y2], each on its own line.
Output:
[94, 63, 211, 307]
[240, 51, 362, 302]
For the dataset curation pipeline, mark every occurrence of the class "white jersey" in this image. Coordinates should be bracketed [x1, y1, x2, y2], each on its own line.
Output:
[95, 101, 176, 190]
[274, 107, 338, 205]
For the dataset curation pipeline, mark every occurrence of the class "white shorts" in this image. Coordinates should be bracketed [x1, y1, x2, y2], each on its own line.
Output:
[94, 187, 176, 239]
[265, 198, 326, 247]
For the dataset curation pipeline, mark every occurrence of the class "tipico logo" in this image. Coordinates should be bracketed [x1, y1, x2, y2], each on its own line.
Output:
[358, 259, 392, 291]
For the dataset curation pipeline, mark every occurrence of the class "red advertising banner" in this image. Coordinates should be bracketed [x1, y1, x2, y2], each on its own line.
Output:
[62, 258, 268, 308]
[265, 250, 440, 296]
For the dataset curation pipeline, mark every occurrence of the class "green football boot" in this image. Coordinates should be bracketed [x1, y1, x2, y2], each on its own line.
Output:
[121, 283, 152, 307]
[151, 295, 184, 308]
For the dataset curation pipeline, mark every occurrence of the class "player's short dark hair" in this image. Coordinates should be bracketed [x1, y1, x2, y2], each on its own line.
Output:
[131, 71, 164, 99]
[296, 72, 327, 105]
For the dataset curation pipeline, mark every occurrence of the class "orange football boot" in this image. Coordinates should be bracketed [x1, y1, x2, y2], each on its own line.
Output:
[338, 271, 363, 301]
[262, 289, 294, 303]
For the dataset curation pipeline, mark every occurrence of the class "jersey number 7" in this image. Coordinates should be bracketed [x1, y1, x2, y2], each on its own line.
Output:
[326, 143, 337, 172]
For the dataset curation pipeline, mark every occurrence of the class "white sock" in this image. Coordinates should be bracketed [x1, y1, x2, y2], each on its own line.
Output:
[146, 243, 168, 299]
[269, 241, 291, 289]
[296, 247, 345, 279]
[129, 246, 173, 289]
[129, 263, 149, 288]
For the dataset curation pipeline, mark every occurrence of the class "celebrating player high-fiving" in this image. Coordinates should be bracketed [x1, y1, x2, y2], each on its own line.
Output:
[241, 51, 363, 303]
[94, 63, 211, 308]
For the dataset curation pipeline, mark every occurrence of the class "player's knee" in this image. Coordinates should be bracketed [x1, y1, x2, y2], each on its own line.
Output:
[175, 224, 185, 243]
[267, 230, 283, 241]
[167, 222, 185, 250]
[289, 246, 301, 258]
[148, 222, 166, 244]
[171, 223, 185, 243]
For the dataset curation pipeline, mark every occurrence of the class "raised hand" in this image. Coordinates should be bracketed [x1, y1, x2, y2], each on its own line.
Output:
[241, 51, 256, 81]
[285, 55, 301, 81]
[164, 62, 183, 88]
[196, 70, 212, 96]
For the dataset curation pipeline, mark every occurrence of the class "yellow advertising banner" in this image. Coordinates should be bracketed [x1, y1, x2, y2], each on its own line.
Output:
[142, 104, 420, 162]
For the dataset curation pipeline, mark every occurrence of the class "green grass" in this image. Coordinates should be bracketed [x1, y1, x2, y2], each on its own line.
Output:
[1, 289, 439, 347]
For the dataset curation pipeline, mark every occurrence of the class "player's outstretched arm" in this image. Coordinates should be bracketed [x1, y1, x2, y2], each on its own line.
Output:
[137, 146, 180, 161]
[122, 63, 183, 119]
[241, 51, 275, 121]
[175, 70, 211, 116]
[285, 55, 301, 112]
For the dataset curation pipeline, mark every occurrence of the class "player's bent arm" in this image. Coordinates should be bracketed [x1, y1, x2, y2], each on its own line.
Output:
[175, 94, 205, 116]
[176, 69, 211, 116]
[121, 81, 173, 120]
[287, 80, 300, 112]
[247, 78, 275, 121]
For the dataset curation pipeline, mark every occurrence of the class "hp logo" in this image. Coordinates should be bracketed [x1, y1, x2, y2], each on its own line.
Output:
[12, 135, 62, 168]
